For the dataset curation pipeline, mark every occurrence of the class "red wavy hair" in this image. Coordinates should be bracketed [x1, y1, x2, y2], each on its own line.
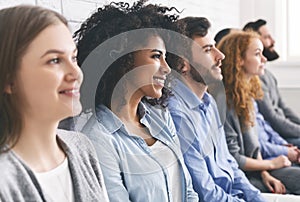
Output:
[217, 31, 263, 128]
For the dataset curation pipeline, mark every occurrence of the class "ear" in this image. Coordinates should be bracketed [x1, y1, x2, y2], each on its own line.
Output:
[180, 60, 191, 75]
[239, 58, 244, 66]
[4, 83, 13, 94]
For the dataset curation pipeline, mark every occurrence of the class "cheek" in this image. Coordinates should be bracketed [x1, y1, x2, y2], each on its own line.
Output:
[194, 56, 211, 69]
[25, 73, 62, 98]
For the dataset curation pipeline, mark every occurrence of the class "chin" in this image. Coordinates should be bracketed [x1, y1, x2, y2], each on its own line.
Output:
[207, 75, 222, 84]
[73, 106, 82, 116]
[216, 75, 223, 81]
[151, 93, 162, 99]
[67, 102, 82, 117]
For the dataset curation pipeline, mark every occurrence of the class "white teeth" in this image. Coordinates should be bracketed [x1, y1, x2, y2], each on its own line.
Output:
[154, 78, 165, 84]
[61, 89, 79, 93]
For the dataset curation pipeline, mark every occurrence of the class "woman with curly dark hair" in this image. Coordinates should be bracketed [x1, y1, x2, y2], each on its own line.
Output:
[218, 30, 300, 197]
[74, 1, 198, 201]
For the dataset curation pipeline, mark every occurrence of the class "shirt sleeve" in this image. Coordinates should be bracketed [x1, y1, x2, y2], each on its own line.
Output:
[170, 109, 246, 202]
[227, 151, 266, 202]
[85, 126, 132, 202]
[257, 123, 288, 159]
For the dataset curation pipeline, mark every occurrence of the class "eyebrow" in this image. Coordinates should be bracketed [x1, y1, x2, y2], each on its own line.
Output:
[40, 48, 77, 58]
[151, 49, 164, 55]
[202, 44, 213, 49]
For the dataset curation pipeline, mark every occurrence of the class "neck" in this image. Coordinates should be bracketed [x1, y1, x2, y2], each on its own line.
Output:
[12, 119, 65, 172]
[111, 90, 142, 123]
[181, 75, 208, 99]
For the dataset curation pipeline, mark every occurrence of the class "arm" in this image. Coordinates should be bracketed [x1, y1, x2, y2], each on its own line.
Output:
[278, 98, 300, 124]
[224, 109, 291, 171]
[171, 111, 245, 202]
[257, 77, 300, 138]
[83, 124, 131, 202]
[261, 170, 286, 194]
[243, 149, 287, 194]
[228, 154, 266, 202]
[258, 139, 288, 160]
[257, 124, 288, 159]
[223, 110, 250, 168]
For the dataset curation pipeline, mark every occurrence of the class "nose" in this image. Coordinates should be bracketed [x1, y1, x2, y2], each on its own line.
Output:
[65, 61, 83, 85]
[215, 47, 225, 61]
[270, 36, 275, 44]
[261, 54, 267, 63]
[160, 58, 171, 75]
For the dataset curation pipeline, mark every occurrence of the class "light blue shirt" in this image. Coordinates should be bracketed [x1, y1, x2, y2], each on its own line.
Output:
[81, 101, 198, 202]
[168, 79, 266, 202]
[254, 101, 288, 159]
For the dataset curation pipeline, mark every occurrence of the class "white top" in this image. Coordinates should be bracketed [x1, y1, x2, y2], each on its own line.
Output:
[150, 140, 182, 202]
[35, 157, 74, 202]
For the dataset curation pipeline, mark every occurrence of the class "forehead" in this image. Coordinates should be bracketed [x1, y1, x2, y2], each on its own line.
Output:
[24, 22, 75, 56]
[247, 38, 263, 51]
[136, 35, 166, 52]
[258, 25, 270, 36]
[192, 31, 213, 46]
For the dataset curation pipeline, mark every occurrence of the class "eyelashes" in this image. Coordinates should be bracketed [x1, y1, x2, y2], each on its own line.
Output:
[47, 55, 78, 65]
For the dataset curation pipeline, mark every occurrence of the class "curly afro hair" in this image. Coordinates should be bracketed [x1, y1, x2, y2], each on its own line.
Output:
[74, 0, 184, 110]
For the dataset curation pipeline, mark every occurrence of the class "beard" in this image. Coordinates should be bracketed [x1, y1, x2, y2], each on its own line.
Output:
[190, 65, 205, 83]
[263, 46, 280, 61]
[190, 59, 222, 85]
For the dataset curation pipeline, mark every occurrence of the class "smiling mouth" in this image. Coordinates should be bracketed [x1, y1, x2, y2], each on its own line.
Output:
[153, 77, 165, 86]
[211, 65, 221, 72]
[59, 89, 80, 96]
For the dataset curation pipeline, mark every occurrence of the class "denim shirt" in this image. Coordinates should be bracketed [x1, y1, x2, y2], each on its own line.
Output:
[81, 101, 198, 202]
[254, 101, 288, 159]
[168, 79, 265, 202]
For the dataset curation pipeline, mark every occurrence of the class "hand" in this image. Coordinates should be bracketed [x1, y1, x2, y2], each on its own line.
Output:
[261, 171, 286, 194]
[287, 146, 300, 163]
[270, 155, 291, 169]
[283, 143, 294, 147]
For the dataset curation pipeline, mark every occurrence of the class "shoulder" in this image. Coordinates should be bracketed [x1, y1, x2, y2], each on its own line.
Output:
[260, 68, 276, 84]
[0, 152, 17, 179]
[57, 129, 90, 146]
[168, 93, 184, 108]
[0, 152, 30, 199]
[80, 114, 114, 145]
[224, 105, 241, 130]
[143, 101, 172, 122]
[57, 129, 99, 158]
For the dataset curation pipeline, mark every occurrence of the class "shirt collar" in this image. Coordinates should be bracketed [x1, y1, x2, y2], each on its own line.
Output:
[170, 78, 211, 112]
[95, 102, 150, 134]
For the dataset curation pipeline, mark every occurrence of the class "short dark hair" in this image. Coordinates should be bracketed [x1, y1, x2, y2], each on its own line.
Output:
[167, 17, 211, 73]
[179, 17, 211, 38]
[214, 28, 232, 46]
[242, 19, 267, 33]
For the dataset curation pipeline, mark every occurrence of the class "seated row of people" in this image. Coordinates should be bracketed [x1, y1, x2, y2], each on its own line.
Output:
[1, 1, 300, 201]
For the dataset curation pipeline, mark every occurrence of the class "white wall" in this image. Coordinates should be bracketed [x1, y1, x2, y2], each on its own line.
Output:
[239, 0, 300, 115]
[1, 0, 298, 114]
[0, 0, 241, 37]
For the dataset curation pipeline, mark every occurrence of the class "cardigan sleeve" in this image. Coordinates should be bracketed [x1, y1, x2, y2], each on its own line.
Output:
[224, 108, 260, 170]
